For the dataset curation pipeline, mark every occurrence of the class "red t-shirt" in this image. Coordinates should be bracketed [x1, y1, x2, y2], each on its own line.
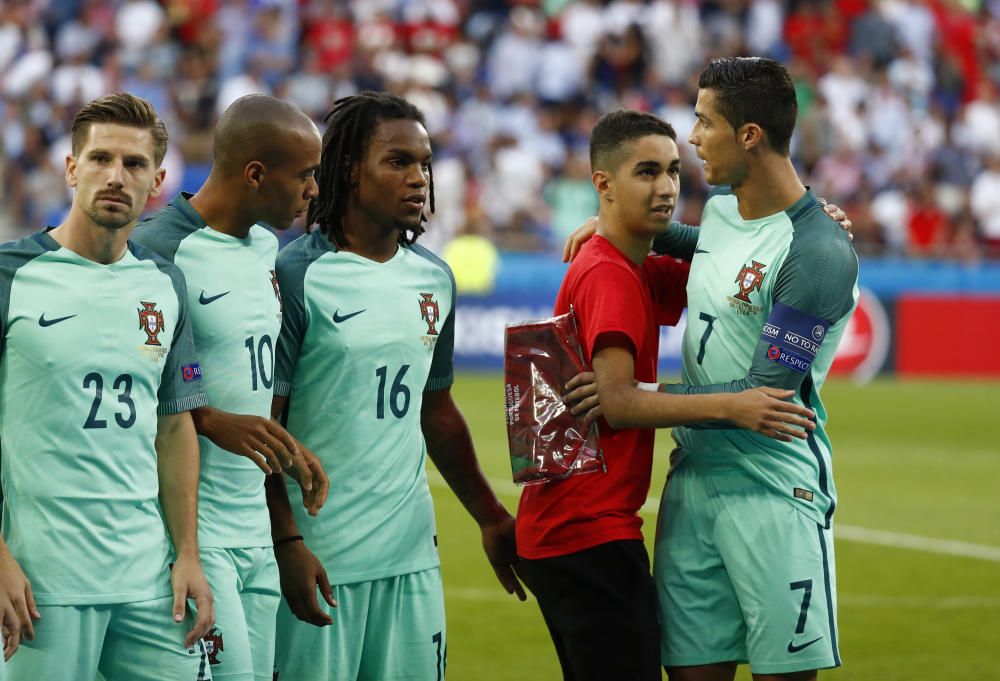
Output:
[515, 235, 689, 559]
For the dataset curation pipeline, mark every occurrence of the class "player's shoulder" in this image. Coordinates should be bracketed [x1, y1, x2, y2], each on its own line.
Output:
[132, 193, 204, 262]
[570, 236, 641, 281]
[403, 241, 455, 289]
[127, 240, 190, 298]
[0, 231, 58, 281]
[785, 192, 857, 269]
[275, 229, 334, 296]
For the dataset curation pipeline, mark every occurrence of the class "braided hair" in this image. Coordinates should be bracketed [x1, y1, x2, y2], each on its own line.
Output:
[308, 91, 435, 248]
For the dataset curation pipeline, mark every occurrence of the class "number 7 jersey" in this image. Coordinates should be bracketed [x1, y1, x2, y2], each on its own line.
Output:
[274, 230, 455, 584]
[672, 190, 858, 528]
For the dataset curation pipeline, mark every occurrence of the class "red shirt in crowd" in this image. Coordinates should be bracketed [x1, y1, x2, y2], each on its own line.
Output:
[516, 235, 689, 560]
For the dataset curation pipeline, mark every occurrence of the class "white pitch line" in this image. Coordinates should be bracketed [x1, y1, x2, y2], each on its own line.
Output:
[427, 472, 1000, 563]
[443, 587, 1000, 609]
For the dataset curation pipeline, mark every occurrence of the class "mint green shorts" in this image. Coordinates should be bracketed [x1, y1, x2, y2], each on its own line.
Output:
[274, 567, 446, 681]
[8, 596, 209, 681]
[653, 457, 841, 675]
[201, 546, 280, 680]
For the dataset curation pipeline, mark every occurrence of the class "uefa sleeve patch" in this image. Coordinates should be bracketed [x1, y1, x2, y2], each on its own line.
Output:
[181, 362, 202, 382]
[760, 302, 830, 374]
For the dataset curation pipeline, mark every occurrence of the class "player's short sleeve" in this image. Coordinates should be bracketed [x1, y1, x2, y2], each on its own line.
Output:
[651, 222, 698, 261]
[573, 261, 648, 360]
[414, 244, 456, 392]
[157, 264, 208, 414]
[643, 256, 689, 326]
[274, 247, 311, 398]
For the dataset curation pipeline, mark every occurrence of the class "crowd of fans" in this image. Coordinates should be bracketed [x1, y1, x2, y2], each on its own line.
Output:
[2, 0, 1000, 260]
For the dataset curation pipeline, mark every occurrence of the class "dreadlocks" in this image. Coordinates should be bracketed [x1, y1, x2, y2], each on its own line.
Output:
[308, 91, 436, 248]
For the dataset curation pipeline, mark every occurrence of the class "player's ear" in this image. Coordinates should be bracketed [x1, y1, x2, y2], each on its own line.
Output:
[66, 154, 78, 188]
[739, 123, 764, 152]
[592, 170, 613, 202]
[245, 160, 266, 190]
[149, 167, 166, 198]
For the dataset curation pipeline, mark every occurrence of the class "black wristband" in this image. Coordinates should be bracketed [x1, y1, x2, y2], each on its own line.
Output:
[273, 534, 303, 549]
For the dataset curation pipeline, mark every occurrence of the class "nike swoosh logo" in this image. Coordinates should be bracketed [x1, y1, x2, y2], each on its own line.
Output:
[199, 290, 231, 305]
[787, 636, 823, 653]
[694, 248, 710, 254]
[332, 309, 366, 323]
[38, 313, 77, 327]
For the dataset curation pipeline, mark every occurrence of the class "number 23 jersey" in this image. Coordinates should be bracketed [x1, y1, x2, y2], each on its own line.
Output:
[0, 231, 206, 604]
[275, 230, 455, 584]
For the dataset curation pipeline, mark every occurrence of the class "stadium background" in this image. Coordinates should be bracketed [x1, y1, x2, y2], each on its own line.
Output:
[1, 0, 998, 679]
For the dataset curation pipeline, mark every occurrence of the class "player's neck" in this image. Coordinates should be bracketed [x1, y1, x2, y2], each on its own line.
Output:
[50, 210, 131, 265]
[339, 211, 399, 263]
[189, 182, 254, 239]
[597, 210, 651, 266]
[732, 155, 806, 221]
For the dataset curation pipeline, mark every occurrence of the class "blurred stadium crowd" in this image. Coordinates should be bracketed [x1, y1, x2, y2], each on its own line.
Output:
[2, 0, 1000, 259]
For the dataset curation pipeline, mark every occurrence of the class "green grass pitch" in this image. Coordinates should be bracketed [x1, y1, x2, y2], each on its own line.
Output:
[431, 374, 1000, 681]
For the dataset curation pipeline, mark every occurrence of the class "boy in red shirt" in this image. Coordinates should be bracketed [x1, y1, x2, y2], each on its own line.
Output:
[515, 110, 816, 681]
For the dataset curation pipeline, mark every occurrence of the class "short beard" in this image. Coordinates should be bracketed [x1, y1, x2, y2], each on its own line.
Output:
[83, 204, 135, 231]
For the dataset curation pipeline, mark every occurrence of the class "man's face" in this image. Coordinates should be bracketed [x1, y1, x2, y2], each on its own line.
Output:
[256, 126, 322, 231]
[689, 88, 746, 186]
[606, 134, 681, 237]
[66, 123, 164, 230]
[354, 118, 432, 232]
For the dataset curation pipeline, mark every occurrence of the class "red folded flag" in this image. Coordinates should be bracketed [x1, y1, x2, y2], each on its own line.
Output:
[504, 307, 605, 485]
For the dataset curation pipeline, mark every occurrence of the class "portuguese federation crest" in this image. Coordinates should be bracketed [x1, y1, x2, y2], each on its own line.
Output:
[733, 261, 766, 304]
[203, 627, 224, 665]
[138, 301, 165, 346]
[419, 293, 440, 336]
[270, 269, 282, 306]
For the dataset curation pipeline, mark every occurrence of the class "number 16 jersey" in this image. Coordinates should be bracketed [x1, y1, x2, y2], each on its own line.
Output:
[275, 230, 456, 584]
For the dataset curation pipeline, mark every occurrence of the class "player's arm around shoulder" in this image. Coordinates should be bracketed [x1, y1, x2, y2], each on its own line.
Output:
[422, 388, 526, 601]
[155, 411, 214, 648]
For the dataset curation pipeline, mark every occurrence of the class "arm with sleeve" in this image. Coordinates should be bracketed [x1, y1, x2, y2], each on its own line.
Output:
[660, 227, 858, 395]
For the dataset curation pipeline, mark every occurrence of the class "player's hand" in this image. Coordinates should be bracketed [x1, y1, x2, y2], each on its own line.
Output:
[170, 553, 214, 648]
[818, 197, 854, 241]
[562, 216, 600, 262]
[288, 443, 330, 516]
[195, 409, 313, 490]
[275, 540, 337, 627]
[725, 387, 815, 442]
[563, 371, 602, 426]
[0, 547, 39, 661]
[480, 514, 527, 601]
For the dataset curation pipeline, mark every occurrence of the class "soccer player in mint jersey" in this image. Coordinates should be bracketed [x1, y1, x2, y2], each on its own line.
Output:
[647, 58, 859, 681]
[516, 110, 818, 681]
[265, 92, 523, 681]
[132, 94, 330, 681]
[0, 93, 214, 680]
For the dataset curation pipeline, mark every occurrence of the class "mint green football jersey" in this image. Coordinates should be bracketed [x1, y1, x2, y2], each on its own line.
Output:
[657, 190, 859, 527]
[275, 230, 455, 584]
[132, 193, 283, 549]
[0, 231, 206, 605]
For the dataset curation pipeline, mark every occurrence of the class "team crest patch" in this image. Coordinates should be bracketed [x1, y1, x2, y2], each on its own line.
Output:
[418, 293, 441, 351]
[138, 301, 165, 346]
[727, 260, 766, 315]
[203, 627, 224, 665]
[419, 293, 440, 335]
[270, 269, 282, 306]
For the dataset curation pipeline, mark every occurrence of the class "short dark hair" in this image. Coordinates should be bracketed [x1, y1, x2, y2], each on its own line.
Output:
[590, 110, 676, 174]
[71, 92, 168, 166]
[309, 91, 434, 248]
[698, 57, 797, 156]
